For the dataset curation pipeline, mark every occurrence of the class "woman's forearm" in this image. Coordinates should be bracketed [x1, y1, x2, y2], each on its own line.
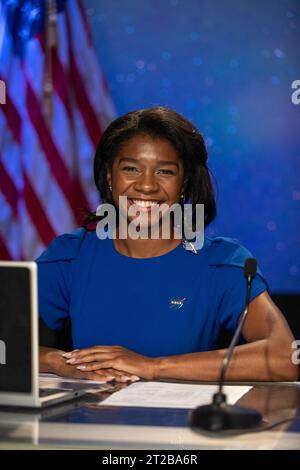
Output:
[153, 339, 298, 382]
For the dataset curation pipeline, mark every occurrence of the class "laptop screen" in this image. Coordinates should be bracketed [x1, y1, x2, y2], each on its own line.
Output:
[0, 266, 32, 393]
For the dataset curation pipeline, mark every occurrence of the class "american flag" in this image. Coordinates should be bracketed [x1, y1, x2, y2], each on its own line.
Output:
[0, 0, 115, 260]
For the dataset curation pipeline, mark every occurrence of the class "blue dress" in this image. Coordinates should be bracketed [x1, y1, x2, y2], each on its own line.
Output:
[36, 229, 268, 357]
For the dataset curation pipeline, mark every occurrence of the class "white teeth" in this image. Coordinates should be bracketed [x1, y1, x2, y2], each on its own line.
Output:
[132, 200, 159, 208]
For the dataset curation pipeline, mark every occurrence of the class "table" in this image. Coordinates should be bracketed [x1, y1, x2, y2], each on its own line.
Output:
[0, 380, 299, 450]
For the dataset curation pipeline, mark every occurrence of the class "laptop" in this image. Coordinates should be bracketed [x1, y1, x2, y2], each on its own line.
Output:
[0, 261, 99, 408]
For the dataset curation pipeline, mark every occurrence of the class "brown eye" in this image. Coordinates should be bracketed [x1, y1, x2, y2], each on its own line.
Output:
[158, 169, 176, 175]
[122, 166, 139, 173]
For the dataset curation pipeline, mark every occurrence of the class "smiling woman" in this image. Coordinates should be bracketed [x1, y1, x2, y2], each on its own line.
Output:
[98, 135, 186, 247]
[90, 106, 216, 253]
[38, 107, 298, 383]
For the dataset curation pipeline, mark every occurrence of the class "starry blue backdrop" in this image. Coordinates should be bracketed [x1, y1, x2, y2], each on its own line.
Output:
[84, 0, 300, 293]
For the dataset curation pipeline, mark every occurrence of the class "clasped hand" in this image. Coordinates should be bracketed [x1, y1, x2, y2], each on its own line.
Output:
[63, 345, 157, 382]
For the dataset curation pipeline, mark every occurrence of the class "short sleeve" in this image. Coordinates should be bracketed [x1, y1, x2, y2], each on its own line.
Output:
[35, 229, 86, 331]
[208, 237, 269, 332]
[217, 266, 268, 331]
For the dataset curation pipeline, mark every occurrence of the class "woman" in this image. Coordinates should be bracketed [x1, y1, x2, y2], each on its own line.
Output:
[39, 107, 298, 383]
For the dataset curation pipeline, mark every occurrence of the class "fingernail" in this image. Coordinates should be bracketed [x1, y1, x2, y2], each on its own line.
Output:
[66, 358, 76, 364]
[131, 376, 140, 381]
[62, 349, 79, 358]
[76, 365, 86, 370]
[62, 352, 73, 358]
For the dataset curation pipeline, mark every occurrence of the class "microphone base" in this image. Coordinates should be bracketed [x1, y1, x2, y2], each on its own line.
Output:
[189, 403, 262, 434]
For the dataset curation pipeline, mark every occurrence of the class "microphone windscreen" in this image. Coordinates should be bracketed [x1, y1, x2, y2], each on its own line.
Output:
[244, 258, 257, 279]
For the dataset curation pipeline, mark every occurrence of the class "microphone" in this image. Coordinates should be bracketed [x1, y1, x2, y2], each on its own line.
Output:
[189, 258, 262, 434]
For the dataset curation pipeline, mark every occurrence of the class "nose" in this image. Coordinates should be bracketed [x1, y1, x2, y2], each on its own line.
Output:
[134, 171, 159, 194]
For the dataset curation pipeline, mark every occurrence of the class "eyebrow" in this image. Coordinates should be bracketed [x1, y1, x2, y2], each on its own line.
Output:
[118, 157, 179, 168]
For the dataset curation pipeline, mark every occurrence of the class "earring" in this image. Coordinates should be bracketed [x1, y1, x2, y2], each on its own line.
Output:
[109, 185, 112, 191]
[180, 191, 185, 201]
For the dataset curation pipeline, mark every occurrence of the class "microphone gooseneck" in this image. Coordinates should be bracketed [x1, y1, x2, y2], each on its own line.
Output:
[189, 257, 262, 434]
[217, 257, 257, 398]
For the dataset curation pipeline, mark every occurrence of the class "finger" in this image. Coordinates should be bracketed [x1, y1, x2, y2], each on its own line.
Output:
[62, 365, 92, 380]
[85, 371, 116, 382]
[77, 366, 121, 382]
[66, 352, 119, 365]
[61, 349, 80, 359]
[63, 346, 124, 359]
[84, 368, 138, 383]
[64, 358, 140, 382]
[105, 368, 135, 379]
[76, 361, 114, 372]
[93, 360, 140, 380]
[95, 369, 140, 383]
[76, 362, 139, 382]
[87, 360, 115, 370]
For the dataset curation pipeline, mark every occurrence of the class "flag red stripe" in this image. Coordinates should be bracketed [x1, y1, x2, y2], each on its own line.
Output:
[0, 159, 19, 217]
[0, 235, 11, 260]
[23, 173, 56, 246]
[52, 48, 72, 119]
[68, 49, 102, 147]
[26, 80, 75, 209]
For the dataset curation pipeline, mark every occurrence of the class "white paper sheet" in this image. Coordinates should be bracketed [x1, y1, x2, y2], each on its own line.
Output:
[99, 381, 252, 409]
